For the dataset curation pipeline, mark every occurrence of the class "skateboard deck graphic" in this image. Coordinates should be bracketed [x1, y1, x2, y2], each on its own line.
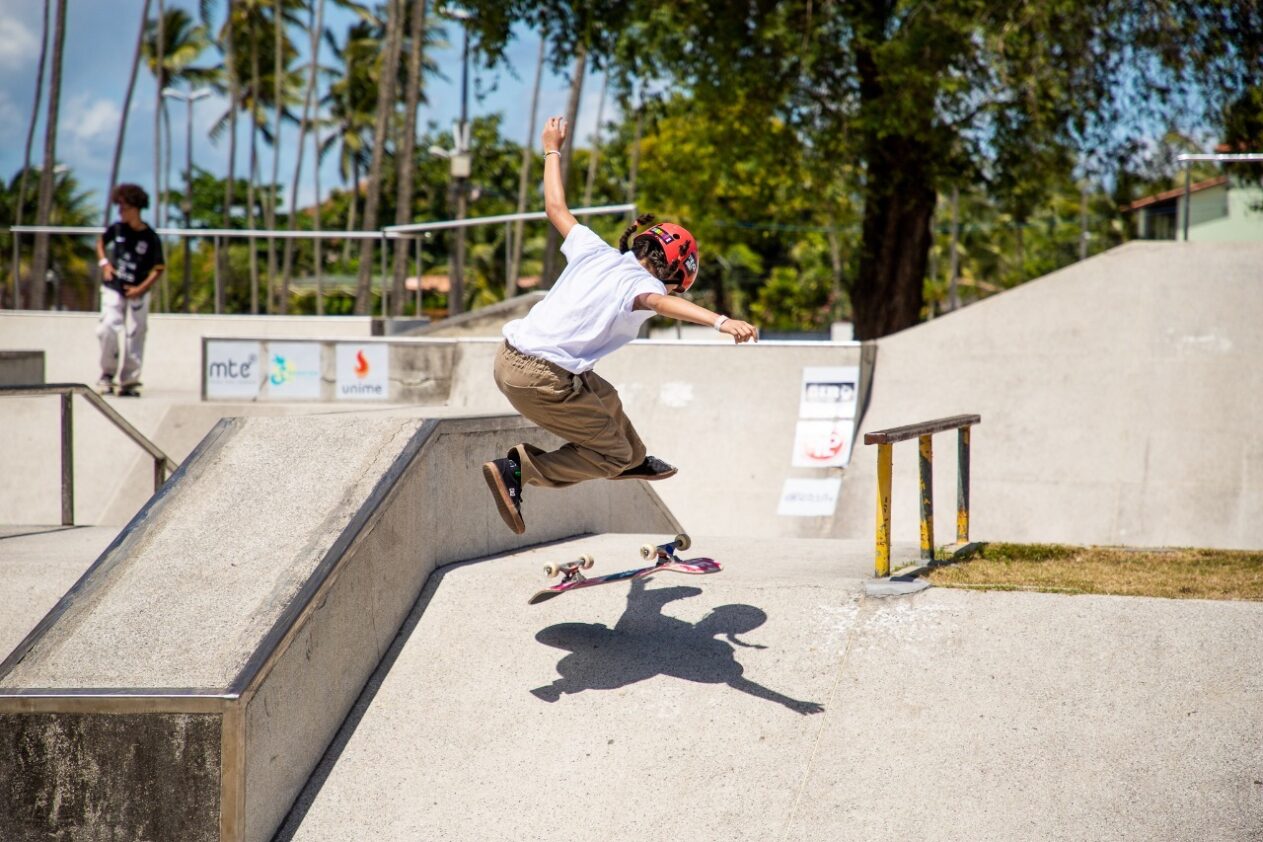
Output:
[528, 534, 721, 605]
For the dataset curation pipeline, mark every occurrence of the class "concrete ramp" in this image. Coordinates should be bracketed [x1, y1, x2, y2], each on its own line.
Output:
[0, 414, 678, 842]
[839, 241, 1263, 549]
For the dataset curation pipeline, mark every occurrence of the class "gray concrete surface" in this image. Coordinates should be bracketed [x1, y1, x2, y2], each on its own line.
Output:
[276, 533, 1263, 841]
[838, 241, 1263, 550]
[0, 526, 115, 659]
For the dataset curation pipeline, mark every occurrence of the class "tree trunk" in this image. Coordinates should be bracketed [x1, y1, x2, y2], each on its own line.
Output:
[342, 158, 358, 265]
[582, 72, 606, 207]
[28, 0, 68, 312]
[391, 0, 428, 317]
[540, 45, 586, 289]
[247, 18, 261, 314]
[313, 112, 324, 315]
[104, 0, 153, 228]
[354, 0, 403, 315]
[850, 139, 936, 339]
[153, 0, 165, 230]
[282, 0, 325, 313]
[507, 37, 545, 298]
[9, 0, 49, 308]
[219, 0, 239, 316]
[266, 0, 283, 312]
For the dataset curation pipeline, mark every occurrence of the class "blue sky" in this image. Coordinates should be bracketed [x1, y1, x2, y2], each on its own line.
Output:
[0, 0, 616, 224]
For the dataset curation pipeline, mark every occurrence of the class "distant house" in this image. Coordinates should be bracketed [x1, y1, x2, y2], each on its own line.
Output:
[1127, 175, 1263, 241]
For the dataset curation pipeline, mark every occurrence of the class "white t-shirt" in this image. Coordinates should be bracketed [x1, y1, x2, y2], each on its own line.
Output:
[503, 224, 665, 373]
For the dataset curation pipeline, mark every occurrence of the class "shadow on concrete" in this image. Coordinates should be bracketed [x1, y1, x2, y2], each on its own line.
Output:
[531, 578, 824, 715]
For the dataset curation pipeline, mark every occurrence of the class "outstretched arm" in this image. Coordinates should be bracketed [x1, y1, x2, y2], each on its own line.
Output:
[541, 116, 577, 239]
[634, 291, 759, 344]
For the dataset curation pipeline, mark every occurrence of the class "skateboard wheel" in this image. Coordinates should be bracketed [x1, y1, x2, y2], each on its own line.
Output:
[674, 533, 691, 552]
[579, 554, 595, 569]
[544, 563, 560, 577]
[639, 543, 656, 560]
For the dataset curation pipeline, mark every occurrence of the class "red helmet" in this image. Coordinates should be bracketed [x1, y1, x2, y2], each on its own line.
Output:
[634, 223, 699, 291]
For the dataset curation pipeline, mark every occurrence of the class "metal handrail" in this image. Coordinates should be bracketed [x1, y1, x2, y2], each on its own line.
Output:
[864, 414, 981, 577]
[0, 383, 179, 525]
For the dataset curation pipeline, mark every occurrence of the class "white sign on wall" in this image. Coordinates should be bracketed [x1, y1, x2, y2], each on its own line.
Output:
[791, 419, 854, 468]
[777, 477, 843, 517]
[335, 343, 389, 400]
[799, 366, 859, 419]
[205, 340, 262, 400]
[267, 342, 323, 400]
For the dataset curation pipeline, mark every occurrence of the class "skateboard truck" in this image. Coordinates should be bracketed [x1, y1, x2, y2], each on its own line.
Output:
[543, 554, 595, 584]
[639, 533, 691, 566]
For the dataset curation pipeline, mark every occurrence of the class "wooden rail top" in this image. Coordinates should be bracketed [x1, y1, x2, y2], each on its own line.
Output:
[863, 414, 981, 445]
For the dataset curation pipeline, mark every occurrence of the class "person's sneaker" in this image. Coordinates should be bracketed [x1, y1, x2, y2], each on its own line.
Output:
[613, 455, 678, 481]
[117, 382, 142, 398]
[95, 376, 114, 396]
[482, 456, 525, 533]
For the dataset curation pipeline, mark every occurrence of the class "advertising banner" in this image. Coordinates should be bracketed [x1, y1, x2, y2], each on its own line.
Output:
[777, 477, 843, 517]
[205, 340, 263, 400]
[791, 419, 854, 468]
[267, 342, 323, 400]
[335, 343, 390, 400]
[799, 366, 859, 419]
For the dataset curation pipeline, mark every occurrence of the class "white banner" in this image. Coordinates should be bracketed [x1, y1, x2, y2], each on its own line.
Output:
[777, 478, 843, 517]
[205, 341, 262, 400]
[267, 342, 323, 400]
[335, 343, 390, 400]
[791, 419, 854, 468]
[799, 366, 859, 419]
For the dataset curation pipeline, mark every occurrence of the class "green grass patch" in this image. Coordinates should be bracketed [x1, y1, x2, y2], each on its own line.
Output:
[926, 542, 1263, 602]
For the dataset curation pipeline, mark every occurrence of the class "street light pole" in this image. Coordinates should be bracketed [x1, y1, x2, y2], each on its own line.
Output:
[162, 86, 211, 312]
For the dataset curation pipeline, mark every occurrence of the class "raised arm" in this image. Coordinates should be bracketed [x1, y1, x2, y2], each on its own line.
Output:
[541, 116, 577, 239]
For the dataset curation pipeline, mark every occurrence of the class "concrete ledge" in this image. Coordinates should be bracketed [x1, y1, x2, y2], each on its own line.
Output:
[0, 350, 44, 385]
[0, 413, 679, 842]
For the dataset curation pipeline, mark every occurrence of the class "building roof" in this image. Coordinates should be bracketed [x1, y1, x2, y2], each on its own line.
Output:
[1126, 176, 1228, 211]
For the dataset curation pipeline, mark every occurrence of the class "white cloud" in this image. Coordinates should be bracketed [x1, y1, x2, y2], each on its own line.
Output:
[0, 16, 38, 70]
[65, 94, 122, 142]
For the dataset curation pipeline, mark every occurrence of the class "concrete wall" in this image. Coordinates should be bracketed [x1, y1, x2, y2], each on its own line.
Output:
[0, 412, 679, 842]
[0, 350, 43, 384]
[0, 310, 373, 391]
[836, 241, 1263, 550]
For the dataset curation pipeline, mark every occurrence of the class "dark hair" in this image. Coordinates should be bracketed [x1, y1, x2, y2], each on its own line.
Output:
[618, 212, 683, 285]
[111, 183, 149, 210]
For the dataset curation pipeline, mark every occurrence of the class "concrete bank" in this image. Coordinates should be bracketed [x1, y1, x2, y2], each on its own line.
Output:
[0, 414, 679, 842]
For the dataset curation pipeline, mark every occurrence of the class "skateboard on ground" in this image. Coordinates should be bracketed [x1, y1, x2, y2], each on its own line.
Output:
[527, 533, 721, 605]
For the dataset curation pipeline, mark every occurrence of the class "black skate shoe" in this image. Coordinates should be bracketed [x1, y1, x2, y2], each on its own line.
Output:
[612, 455, 678, 481]
[483, 455, 525, 533]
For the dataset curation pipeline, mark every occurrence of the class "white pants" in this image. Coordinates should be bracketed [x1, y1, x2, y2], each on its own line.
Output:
[97, 285, 149, 385]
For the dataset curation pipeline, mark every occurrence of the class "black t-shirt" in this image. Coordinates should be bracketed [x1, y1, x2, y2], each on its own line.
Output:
[103, 222, 165, 293]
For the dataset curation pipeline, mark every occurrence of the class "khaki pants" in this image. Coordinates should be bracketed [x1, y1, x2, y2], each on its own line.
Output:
[494, 341, 646, 488]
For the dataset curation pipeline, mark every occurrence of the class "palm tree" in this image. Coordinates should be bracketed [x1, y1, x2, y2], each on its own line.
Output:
[507, 36, 545, 298]
[354, 0, 403, 315]
[104, 0, 154, 228]
[4, 167, 98, 309]
[390, 0, 432, 316]
[144, 7, 215, 225]
[321, 20, 379, 265]
[280, 0, 327, 311]
[8, 0, 49, 308]
[28, 0, 68, 311]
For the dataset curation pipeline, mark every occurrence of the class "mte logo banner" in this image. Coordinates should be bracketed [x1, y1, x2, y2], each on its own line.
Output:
[335, 343, 389, 400]
[205, 340, 262, 400]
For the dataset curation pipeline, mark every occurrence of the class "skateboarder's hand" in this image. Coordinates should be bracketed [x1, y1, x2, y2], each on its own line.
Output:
[541, 115, 567, 154]
[719, 318, 758, 344]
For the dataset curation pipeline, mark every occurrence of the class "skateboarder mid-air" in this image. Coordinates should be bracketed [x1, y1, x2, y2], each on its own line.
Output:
[483, 115, 757, 534]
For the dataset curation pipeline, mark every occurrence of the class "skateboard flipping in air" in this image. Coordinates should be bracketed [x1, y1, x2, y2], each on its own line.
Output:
[528, 533, 721, 605]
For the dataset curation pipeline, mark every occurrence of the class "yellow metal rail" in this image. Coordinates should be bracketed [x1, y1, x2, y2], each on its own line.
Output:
[863, 414, 980, 577]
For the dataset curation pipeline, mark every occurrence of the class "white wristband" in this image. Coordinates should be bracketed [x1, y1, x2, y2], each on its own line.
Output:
[543, 150, 560, 160]
[713, 315, 729, 331]
[98, 258, 109, 267]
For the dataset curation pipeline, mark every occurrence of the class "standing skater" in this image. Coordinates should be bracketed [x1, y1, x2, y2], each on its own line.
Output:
[483, 115, 757, 534]
[95, 183, 165, 396]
